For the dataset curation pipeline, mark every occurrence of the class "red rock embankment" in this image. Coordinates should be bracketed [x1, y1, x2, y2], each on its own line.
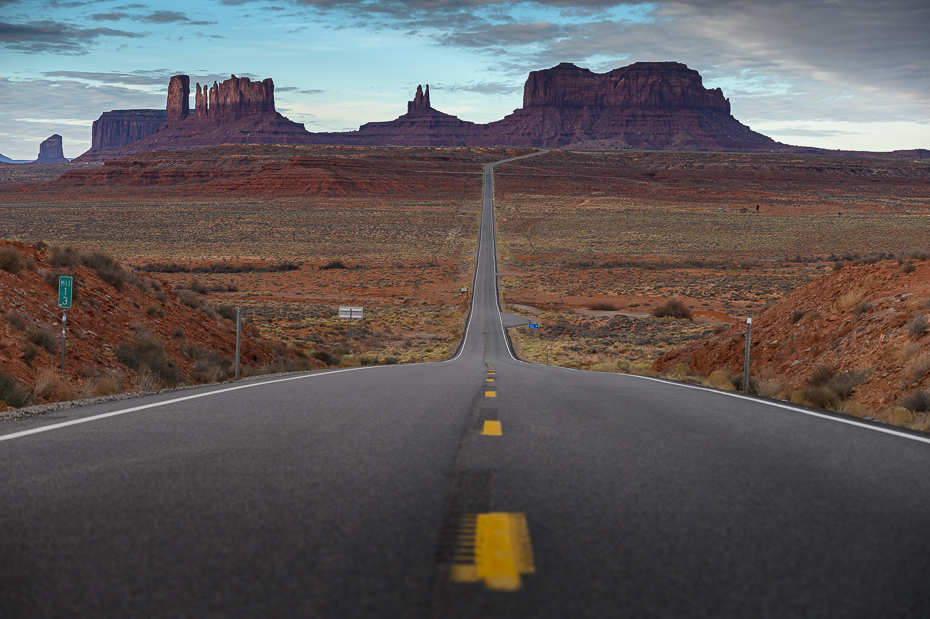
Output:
[654, 257, 930, 410]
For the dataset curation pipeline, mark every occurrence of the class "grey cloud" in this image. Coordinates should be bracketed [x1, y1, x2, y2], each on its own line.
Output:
[437, 81, 522, 95]
[277, 86, 327, 94]
[41, 71, 260, 88]
[91, 12, 130, 21]
[133, 10, 213, 25]
[0, 20, 144, 54]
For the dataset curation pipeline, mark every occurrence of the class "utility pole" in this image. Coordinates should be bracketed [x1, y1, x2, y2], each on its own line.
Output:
[743, 317, 752, 393]
[235, 307, 242, 379]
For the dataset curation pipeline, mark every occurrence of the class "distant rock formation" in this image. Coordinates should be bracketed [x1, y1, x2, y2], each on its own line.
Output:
[475, 62, 779, 150]
[34, 134, 69, 163]
[0, 153, 13, 163]
[193, 75, 276, 123]
[74, 110, 168, 161]
[86, 74, 310, 158]
[311, 85, 480, 147]
[74, 63, 929, 161]
[166, 75, 190, 122]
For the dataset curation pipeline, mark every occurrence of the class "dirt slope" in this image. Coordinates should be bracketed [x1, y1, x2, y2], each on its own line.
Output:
[0, 240, 298, 408]
[654, 255, 930, 416]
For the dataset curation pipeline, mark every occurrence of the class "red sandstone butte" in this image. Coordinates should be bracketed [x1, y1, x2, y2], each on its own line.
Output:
[33, 134, 69, 163]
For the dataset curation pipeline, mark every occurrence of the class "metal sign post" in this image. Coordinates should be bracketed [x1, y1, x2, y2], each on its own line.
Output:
[58, 276, 72, 374]
[235, 307, 242, 379]
[743, 317, 752, 393]
[338, 306, 364, 354]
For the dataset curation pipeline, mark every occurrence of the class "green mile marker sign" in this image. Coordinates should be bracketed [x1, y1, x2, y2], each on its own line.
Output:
[58, 276, 73, 309]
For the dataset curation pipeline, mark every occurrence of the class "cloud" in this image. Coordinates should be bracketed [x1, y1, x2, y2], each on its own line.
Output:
[277, 86, 327, 95]
[133, 10, 214, 25]
[91, 12, 130, 21]
[0, 20, 144, 54]
[437, 81, 522, 95]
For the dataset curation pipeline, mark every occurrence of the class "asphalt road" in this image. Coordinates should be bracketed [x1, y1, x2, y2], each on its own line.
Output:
[2, 154, 930, 618]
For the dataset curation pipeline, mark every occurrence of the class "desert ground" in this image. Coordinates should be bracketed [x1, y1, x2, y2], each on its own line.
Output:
[2, 146, 929, 423]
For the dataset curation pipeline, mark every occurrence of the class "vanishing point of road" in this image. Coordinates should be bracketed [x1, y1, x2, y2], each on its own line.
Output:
[2, 153, 930, 617]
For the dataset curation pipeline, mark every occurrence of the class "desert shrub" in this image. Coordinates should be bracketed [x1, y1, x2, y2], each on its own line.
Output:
[832, 261, 845, 271]
[652, 299, 692, 320]
[79, 250, 144, 291]
[705, 370, 735, 391]
[908, 314, 928, 337]
[589, 301, 618, 311]
[852, 300, 872, 317]
[177, 289, 202, 308]
[359, 356, 377, 366]
[309, 350, 337, 366]
[338, 356, 362, 368]
[184, 344, 233, 383]
[145, 304, 164, 317]
[48, 245, 79, 267]
[114, 332, 180, 385]
[383, 356, 400, 365]
[806, 365, 836, 388]
[89, 374, 123, 396]
[800, 366, 867, 409]
[900, 261, 916, 274]
[899, 391, 930, 413]
[4, 311, 28, 332]
[903, 351, 930, 385]
[21, 342, 38, 363]
[216, 304, 237, 322]
[137, 261, 299, 274]
[27, 326, 58, 352]
[897, 249, 930, 263]
[0, 246, 23, 274]
[790, 309, 805, 324]
[728, 373, 758, 394]
[801, 386, 841, 409]
[33, 370, 76, 402]
[320, 259, 347, 270]
[0, 371, 33, 408]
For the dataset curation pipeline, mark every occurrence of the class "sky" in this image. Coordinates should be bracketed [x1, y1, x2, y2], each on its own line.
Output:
[1, 0, 928, 159]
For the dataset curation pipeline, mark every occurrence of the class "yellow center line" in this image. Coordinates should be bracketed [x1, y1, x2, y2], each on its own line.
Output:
[449, 512, 535, 591]
[481, 420, 502, 436]
[485, 391, 496, 397]
[486, 378, 494, 382]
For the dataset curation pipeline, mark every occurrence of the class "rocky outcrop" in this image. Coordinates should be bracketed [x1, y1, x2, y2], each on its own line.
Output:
[194, 75, 276, 123]
[74, 110, 168, 161]
[34, 134, 68, 163]
[407, 85, 430, 114]
[167, 75, 190, 122]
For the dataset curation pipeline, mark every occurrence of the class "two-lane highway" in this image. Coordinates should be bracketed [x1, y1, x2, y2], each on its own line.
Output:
[2, 153, 930, 617]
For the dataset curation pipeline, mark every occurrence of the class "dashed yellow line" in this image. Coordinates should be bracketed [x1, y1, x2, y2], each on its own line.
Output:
[482, 420, 502, 436]
[486, 378, 494, 382]
[449, 512, 535, 591]
[485, 391, 496, 398]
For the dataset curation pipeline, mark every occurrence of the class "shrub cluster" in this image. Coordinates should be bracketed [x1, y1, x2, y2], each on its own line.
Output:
[652, 299, 692, 320]
[114, 332, 180, 385]
[900, 391, 930, 413]
[0, 371, 33, 408]
[320, 259, 348, 270]
[48, 245, 144, 293]
[589, 301, 618, 311]
[908, 314, 928, 337]
[0, 246, 23, 274]
[800, 365, 866, 410]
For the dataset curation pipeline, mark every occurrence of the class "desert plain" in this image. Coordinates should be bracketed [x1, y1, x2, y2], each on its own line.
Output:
[1, 145, 929, 427]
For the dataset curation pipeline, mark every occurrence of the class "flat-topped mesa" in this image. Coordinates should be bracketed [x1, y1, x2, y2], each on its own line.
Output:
[194, 75, 276, 123]
[407, 85, 431, 115]
[523, 62, 730, 113]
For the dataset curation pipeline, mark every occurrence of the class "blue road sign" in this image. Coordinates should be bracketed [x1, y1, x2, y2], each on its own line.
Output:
[528, 323, 539, 329]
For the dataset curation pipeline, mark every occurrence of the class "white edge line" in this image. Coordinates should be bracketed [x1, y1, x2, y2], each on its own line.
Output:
[0, 365, 378, 443]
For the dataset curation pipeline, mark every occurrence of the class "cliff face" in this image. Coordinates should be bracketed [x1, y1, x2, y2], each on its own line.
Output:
[74, 110, 168, 161]
[193, 75, 276, 123]
[475, 62, 775, 150]
[34, 134, 68, 163]
[523, 62, 730, 112]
